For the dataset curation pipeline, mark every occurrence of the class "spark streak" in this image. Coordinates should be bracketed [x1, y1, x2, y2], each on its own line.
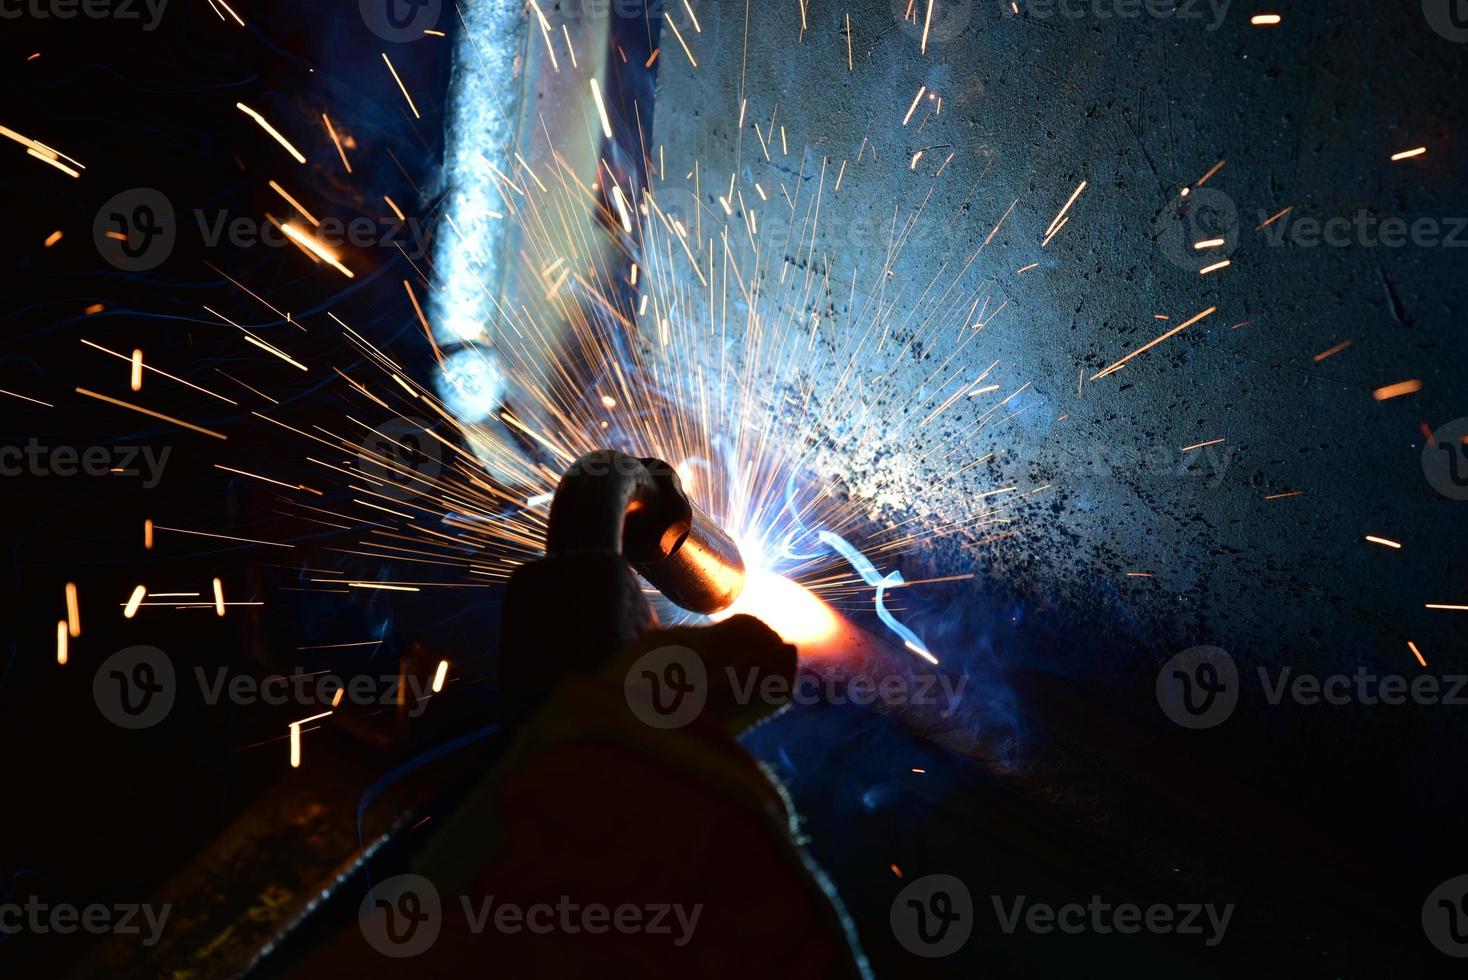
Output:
[236, 103, 306, 163]
[1090, 307, 1217, 381]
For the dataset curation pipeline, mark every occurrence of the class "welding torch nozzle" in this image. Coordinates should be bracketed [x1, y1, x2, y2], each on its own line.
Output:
[545, 451, 746, 615]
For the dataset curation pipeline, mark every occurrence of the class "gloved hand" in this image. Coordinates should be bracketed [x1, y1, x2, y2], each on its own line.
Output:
[603, 613, 799, 737]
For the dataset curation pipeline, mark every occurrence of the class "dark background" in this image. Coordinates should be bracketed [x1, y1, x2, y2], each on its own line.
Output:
[3, 2, 1466, 977]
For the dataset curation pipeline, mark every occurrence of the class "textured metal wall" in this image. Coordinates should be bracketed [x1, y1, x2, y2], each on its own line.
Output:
[646, 0, 1467, 666]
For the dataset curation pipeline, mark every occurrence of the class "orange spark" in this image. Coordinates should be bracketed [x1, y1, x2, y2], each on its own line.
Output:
[65, 582, 80, 637]
[75, 387, 228, 440]
[322, 113, 352, 173]
[1373, 380, 1422, 402]
[236, 103, 306, 163]
[269, 180, 320, 226]
[381, 52, 421, 118]
[1090, 306, 1217, 380]
[280, 221, 355, 279]
[1313, 340, 1352, 362]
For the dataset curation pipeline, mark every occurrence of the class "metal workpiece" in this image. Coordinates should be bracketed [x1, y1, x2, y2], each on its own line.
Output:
[427, 0, 525, 351]
[427, 2, 659, 483]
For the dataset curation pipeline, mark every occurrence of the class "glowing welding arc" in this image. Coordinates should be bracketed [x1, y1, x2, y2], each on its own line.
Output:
[817, 531, 938, 664]
[711, 570, 838, 647]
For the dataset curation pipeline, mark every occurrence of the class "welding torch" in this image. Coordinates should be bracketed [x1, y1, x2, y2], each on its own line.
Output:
[499, 449, 981, 764]
[499, 450, 748, 723]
